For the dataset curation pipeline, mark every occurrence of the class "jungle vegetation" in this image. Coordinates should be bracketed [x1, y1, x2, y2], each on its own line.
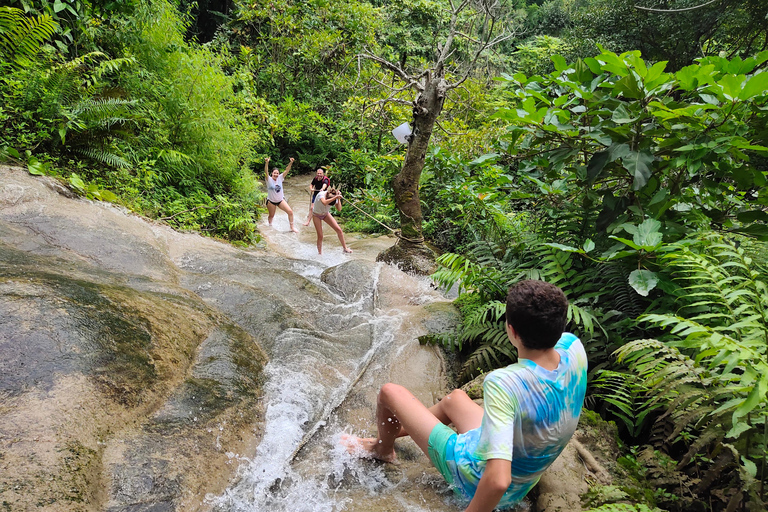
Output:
[1, 0, 766, 510]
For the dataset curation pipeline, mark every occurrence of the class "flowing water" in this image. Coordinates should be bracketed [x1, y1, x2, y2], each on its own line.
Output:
[209, 176, 460, 511]
[0, 167, 460, 511]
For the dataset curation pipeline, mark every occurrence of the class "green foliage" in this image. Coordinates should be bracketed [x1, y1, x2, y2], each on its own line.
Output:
[583, 445, 697, 509]
[512, 35, 567, 76]
[568, 0, 768, 70]
[582, 502, 664, 512]
[596, 234, 768, 509]
[497, 49, 768, 245]
[419, 147, 517, 251]
[432, 237, 618, 382]
[591, 369, 659, 439]
[444, 299, 516, 382]
[0, 6, 57, 70]
[230, 0, 381, 103]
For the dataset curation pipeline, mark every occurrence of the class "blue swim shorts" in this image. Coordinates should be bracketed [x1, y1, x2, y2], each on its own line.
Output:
[427, 423, 457, 485]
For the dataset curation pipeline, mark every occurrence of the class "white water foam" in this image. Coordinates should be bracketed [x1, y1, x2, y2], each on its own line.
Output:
[210, 209, 457, 511]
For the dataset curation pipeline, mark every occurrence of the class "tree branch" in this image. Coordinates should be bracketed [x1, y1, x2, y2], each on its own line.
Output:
[435, 119, 468, 136]
[634, 0, 718, 12]
[363, 98, 414, 111]
[359, 50, 417, 88]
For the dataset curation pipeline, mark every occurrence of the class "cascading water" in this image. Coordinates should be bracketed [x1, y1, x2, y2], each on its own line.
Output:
[209, 192, 459, 511]
[0, 167, 466, 511]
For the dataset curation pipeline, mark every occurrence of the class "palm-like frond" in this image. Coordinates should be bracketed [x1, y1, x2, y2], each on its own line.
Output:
[608, 234, 768, 495]
[0, 7, 57, 69]
[433, 240, 523, 300]
[74, 148, 130, 168]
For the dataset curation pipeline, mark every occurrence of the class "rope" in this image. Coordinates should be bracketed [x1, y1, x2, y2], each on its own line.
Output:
[346, 200, 425, 244]
[311, 185, 426, 244]
[346, 200, 396, 233]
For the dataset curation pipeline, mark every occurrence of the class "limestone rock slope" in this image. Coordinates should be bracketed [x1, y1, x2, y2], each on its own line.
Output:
[0, 166, 277, 511]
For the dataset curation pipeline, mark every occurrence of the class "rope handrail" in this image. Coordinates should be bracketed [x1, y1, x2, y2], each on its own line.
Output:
[345, 197, 425, 244]
[308, 185, 426, 244]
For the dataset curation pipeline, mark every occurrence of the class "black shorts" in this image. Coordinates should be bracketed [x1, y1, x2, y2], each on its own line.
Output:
[267, 199, 282, 206]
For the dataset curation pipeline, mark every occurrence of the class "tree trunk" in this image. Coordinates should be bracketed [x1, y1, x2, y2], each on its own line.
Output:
[392, 73, 448, 245]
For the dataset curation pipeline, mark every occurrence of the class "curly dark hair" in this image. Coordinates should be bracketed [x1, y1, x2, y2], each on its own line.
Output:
[505, 280, 568, 350]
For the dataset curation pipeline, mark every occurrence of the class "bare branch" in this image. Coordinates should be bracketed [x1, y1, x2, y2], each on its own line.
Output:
[370, 75, 421, 96]
[448, 11, 520, 90]
[359, 50, 416, 87]
[363, 98, 414, 111]
[435, 119, 468, 136]
[635, 0, 718, 12]
[456, 31, 483, 45]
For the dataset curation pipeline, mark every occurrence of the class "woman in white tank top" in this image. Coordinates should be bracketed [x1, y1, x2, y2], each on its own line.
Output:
[265, 156, 299, 233]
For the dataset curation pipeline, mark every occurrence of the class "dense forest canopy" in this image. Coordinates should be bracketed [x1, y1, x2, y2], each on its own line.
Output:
[1, 0, 767, 510]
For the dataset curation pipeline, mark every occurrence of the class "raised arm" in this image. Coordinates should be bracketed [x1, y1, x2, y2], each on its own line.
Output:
[319, 190, 339, 205]
[283, 157, 295, 178]
[334, 192, 343, 212]
[464, 459, 511, 512]
[264, 156, 270, 180]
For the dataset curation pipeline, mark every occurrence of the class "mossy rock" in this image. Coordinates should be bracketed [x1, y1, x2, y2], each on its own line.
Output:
[376, 241, 437, 275]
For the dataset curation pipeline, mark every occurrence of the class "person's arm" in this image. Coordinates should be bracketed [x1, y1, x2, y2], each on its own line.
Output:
[321, 177, 329, 191]
[464, 459, 512, 512]
[283, 157, 294, 178]
[319, 192, 337, 205]
[334, 192, 342, 212]
[264, 157, 270, 181]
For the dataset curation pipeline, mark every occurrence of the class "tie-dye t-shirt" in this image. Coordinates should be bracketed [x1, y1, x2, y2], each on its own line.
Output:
[447, 332, 587, 508]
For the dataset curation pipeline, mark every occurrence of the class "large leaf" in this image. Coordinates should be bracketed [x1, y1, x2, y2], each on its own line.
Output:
[633, 218, 663, 248]
[611, 104, 639, 124]
[718, 74, 746, 101]
[732, 224, 768, 240]
[738, 72, 768, 101]
[470, 153, 499, 166]
[628, 269, 658, 296]
[737, 210, 768, 223]
[622, 149, 654, 190]
[586, 150, 610, 184]
[551, 54, 567, 72]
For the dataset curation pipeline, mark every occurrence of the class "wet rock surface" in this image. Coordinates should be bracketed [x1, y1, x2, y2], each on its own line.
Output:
[1, 167, 606, 511]
[0, 167, 461, 511]
[0, 167, 270, 511]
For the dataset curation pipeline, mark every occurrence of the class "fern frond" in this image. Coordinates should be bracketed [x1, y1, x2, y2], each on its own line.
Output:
[75, 147, 130, 168]
[69, 98, 139, 130]
[157, 149, 195, 165]
[0, 7, 57, 68]
[459, 342, 514, 381]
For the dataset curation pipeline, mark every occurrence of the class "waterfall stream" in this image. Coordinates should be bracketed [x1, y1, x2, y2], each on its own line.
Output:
[0, 167, 461, 512]
[210, 178, 458, 511]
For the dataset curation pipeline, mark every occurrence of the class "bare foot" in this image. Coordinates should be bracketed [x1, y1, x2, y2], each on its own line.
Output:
[343, 247, 353, 253]
[340, 434, 397, 463]
[290, 225, 299, 233]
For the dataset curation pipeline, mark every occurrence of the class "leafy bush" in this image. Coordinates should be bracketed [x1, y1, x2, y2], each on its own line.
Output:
[594, 234, 767, 510]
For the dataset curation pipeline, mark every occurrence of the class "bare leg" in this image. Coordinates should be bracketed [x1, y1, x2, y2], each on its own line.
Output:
[343, 383, 440, 462]
[323, 214, 352, 253]
[278, 200, 298, 232]
[391, 388, 484, 439]
[428, 389, 484, 434]
[266, 202, 277, 225]
[312, 214, 324, 254]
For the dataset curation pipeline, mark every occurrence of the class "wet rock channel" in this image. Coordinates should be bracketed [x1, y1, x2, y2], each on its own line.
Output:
[0, 167, 460, 511]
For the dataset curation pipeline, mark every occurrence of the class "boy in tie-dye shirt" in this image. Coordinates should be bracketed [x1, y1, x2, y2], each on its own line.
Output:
[344, 280, 588, 511]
